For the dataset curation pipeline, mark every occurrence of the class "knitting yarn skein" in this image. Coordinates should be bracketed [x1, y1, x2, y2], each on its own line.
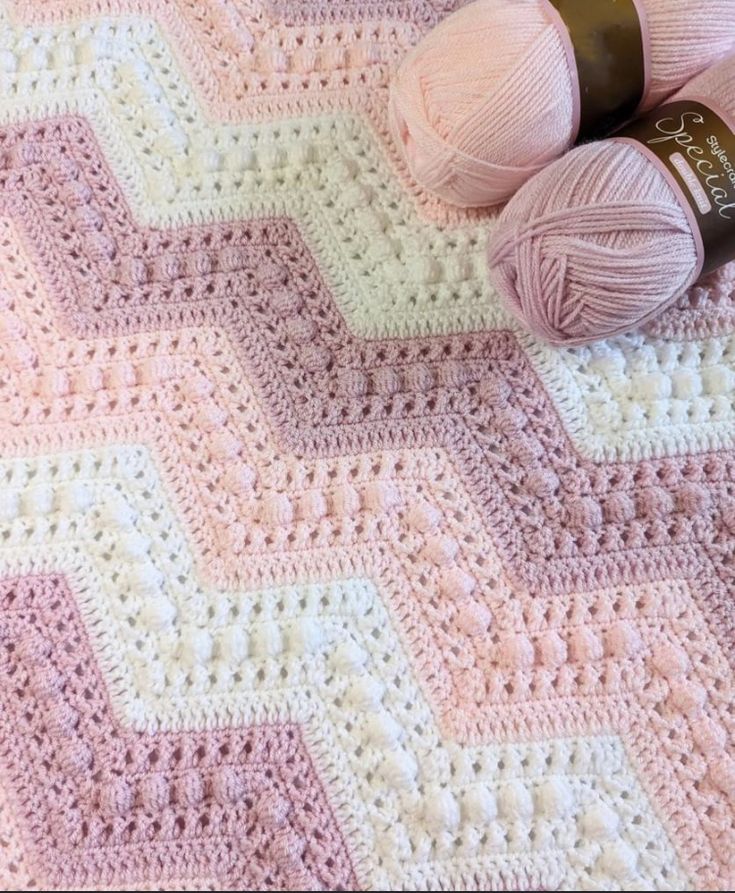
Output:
[486, 57, 735, 346]
[389, 0, 735, 207]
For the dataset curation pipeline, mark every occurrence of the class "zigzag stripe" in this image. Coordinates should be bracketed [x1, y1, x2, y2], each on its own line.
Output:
[6, 0, 424, 114]
[1, 211, 733, 878]
[0, 570, 359, 890]
[0, 4, 732, 891]
[1, 127, 735, 610]
[1, 0, 464, 233]
[10, 0, 735, 351]
[0, 40, 730, 458]
[0, 447, 711, 887]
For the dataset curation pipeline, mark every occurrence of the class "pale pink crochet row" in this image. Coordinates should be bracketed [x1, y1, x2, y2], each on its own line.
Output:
[8, 0, 475, 228]
[0, 2, 734, 890]
[1, 117, 731, 587]
[0, 114, 734, 888]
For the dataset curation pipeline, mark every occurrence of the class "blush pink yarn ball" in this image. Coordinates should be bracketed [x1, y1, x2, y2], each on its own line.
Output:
[486, 57, 735, 346]
[389, 0, 735, 207]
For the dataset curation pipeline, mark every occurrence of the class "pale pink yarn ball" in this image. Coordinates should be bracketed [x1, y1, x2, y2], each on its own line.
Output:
[389, 0, 735, 207]
[486, 57, 735, 346]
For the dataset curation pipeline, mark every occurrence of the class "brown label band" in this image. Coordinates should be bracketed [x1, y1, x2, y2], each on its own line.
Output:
[547, 0, 648, 141]
[615, 100, 735, 276]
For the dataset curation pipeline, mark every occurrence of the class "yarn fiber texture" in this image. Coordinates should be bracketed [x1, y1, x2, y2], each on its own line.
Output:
[487, 56, 735, 346]
[1, 1, 735, 891]
[389, 0, 735, 207]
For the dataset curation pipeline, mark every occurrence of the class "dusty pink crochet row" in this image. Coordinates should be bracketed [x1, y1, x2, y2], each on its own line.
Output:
[1, 2, 734, 890]
[2, 113, 734, 888]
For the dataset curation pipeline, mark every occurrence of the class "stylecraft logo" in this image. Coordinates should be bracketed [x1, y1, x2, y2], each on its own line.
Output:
[646, 110, 735, 220]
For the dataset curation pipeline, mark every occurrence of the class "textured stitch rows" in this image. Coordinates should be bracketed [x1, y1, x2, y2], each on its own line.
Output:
[0, 1, 734, 890]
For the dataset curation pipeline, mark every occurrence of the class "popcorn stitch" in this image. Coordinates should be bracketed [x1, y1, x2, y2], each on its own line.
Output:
[0, 2, 733, 890]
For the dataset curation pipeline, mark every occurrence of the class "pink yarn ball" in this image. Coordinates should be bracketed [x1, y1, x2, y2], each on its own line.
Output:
[487, 56, 735, 345]
[389, 0, 735, 207]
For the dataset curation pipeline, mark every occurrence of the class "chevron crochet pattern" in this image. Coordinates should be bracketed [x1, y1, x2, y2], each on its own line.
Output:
[0, 1, 734, 890]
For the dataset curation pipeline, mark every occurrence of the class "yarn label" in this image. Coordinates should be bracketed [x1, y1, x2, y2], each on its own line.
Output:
[547, 0, 648, 141]
[617, 100, 735, 275]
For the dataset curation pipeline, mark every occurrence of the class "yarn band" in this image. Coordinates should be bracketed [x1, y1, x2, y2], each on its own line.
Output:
[545, 0, 650, 141]
[615, 98, 735, 276]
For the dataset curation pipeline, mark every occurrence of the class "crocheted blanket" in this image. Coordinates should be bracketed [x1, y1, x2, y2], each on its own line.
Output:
[0, 2, 733, 890]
